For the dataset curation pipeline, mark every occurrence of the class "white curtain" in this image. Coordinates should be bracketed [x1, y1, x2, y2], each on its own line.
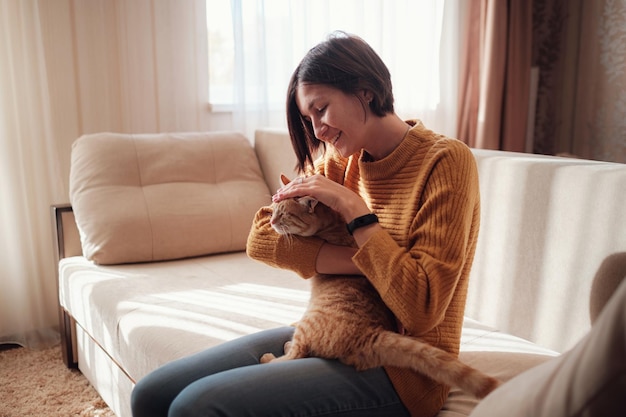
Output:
[227, 0, 462, 140]
[1, 0, 460, 349]
[0, 0, 64, 349]
[0, 0, 211, 349]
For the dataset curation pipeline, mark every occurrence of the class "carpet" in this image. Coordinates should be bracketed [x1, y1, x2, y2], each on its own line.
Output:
[0, 344, 115, 417]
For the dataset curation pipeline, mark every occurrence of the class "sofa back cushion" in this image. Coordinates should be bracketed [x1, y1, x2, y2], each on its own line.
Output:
[466, 149, 626, 352]
[254, 128, 300, 192]
[70, 131, 270, 265]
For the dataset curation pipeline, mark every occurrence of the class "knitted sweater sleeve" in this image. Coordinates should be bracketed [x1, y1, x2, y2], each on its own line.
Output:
[246, 205, 325, 278]
[246, 158, 331, 278]
[352, 140, 480, 337]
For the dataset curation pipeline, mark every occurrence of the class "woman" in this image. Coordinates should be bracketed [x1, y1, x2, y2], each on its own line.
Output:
[131, 31, 480, 417]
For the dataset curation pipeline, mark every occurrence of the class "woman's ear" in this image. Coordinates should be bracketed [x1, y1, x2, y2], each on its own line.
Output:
[362, 89, 373, 104]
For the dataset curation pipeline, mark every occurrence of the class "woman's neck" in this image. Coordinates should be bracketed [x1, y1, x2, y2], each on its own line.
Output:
[363, 114, 411, 161]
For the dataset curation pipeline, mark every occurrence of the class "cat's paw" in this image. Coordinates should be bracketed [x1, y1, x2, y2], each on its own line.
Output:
[260, 353, 276, 364]
[283, 341, 292, 354]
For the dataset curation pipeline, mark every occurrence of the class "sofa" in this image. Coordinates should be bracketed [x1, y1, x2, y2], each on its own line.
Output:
[52, 128, 626, 417]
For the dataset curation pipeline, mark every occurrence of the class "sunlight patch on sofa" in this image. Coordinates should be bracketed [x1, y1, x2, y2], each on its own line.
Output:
[118, 303, 266, 342]
[460, 325, 558, 356]
[222, 283, 310, 302]
[149, 288, 307, 323]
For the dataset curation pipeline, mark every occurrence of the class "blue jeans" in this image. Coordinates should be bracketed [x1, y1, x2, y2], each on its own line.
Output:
[131, 327, 409, 417]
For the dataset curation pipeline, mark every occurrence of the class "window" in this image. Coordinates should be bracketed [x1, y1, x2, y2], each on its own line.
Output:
[207, 1, 235, 109]
[207, 0, 460, 137]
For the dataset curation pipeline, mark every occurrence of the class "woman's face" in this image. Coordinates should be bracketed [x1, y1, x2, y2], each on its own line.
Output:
[295, 83, 371, 157]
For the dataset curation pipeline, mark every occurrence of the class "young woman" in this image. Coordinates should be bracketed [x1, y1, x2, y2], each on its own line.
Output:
[131, 31, 480, 417]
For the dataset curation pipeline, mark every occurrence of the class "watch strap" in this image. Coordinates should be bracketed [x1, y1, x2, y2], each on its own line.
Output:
[346, 213, 379, 235]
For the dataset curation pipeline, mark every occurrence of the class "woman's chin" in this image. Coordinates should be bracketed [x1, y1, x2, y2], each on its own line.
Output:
[331, 144, 347, 157]
[333, 146, 358, 159]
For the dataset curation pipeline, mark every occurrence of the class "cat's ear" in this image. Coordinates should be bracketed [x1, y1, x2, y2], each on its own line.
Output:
[280, 174, 291, 186]
[299, 196, 318, 213]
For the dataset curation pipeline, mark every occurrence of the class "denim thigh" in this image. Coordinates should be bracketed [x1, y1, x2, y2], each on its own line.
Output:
[131, 327, 409, 417]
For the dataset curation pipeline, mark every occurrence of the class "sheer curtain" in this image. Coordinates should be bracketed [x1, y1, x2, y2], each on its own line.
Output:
[0, 0, 65, 349]
[228, 0, 462, 141]
[0, 0, 210, 349]
[2, 0, 460, 349]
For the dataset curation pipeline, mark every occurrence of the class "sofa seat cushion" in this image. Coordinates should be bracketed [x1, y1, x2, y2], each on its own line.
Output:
[69, 131, 271, 265]
[60, 253, 558, 402]
[59, 253, 311, 381]
[437, 317, 557, 416]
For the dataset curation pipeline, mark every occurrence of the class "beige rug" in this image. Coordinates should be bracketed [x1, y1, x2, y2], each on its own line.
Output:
[0, 344, 115, 417]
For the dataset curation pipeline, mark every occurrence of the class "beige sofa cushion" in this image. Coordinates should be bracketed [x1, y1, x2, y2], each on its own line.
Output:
[254, 128, 299, 193]
[69, 131, 270, 265]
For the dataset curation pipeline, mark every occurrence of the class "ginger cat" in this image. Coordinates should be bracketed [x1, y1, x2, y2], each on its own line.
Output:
[259, 175, 501, 399]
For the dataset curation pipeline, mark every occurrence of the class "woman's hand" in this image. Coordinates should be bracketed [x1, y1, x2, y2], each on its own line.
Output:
[272, 174, 370, 222]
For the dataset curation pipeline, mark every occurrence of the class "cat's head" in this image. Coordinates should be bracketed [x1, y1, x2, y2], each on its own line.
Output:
[270, 174, 322, 237]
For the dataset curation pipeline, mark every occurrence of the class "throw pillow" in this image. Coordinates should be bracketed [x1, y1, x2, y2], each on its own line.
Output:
[70, 131, 271, 264]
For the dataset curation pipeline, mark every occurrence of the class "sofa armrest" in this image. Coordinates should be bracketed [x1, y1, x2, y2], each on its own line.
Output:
[254, 128, 299, 193]
[51, 204, 83, 261]
[51, 204, 81, 368]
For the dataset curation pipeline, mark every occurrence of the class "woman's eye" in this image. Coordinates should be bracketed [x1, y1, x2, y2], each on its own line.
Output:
[317, 106, 326, 113]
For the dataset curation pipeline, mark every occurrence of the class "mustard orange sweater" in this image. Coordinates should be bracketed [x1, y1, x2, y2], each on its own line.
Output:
[246, 120, 480, 417]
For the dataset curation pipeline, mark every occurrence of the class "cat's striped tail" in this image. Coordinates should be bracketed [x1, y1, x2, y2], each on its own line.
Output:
[370, 331, 501, 399]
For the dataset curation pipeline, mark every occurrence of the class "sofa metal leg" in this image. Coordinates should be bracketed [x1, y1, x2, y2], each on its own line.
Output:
[59, 306, 78, 368]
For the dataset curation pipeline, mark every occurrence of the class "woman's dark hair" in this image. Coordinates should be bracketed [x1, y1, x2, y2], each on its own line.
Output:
[286, 31, 395, 172]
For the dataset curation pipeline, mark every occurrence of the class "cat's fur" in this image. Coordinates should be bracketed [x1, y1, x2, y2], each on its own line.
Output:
[259, 175, 501, 399]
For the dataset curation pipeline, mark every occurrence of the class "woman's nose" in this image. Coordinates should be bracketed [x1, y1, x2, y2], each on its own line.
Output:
[312, 118, 327, 140]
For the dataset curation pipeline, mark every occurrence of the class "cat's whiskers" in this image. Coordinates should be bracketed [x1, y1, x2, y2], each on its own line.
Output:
[274, 224, 295, 247]
[282, 231, 294, 247]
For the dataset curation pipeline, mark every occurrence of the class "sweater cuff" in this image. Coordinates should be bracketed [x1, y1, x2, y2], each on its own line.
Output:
[352, 229, 396, 293]
[276, 236, 325, 278]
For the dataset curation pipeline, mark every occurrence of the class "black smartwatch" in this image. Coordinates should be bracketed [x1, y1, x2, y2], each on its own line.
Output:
[346, 213, 379, 235]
